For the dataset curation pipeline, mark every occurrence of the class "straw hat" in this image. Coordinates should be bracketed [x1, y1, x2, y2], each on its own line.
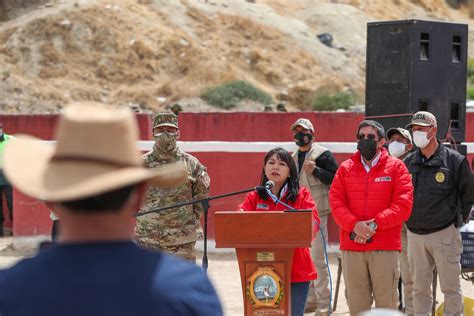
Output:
[3, 102, 187, 202]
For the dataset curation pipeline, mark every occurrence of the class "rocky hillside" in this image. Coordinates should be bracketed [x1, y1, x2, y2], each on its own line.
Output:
[0, 0, 473, 113]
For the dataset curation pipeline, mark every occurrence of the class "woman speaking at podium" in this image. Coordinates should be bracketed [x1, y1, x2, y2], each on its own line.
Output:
[238, 147, 320, 316]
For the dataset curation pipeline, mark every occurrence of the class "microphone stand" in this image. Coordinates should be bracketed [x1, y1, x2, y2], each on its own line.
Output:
[134, 186, 263, 273]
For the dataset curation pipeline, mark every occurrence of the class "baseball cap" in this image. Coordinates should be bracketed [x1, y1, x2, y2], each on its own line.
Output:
[152, 113, 179, 129]
[406, 111, 437, 128]
[386, 127, 412, 143]
[290, 118, 314, 132]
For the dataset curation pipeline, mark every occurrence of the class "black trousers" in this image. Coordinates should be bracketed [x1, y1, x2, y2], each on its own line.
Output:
[0, 184, 13, 223]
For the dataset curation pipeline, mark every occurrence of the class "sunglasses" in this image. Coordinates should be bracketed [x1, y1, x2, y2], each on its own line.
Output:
[357, 134, 378, 140]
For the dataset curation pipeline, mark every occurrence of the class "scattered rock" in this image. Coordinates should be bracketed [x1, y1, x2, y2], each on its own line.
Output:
[276, 102, 287, 112]
[156, 96, 167, 104]
[170, 103, 183, 115]
[59, 19, 71, 27]
[277, 91, 289, 101]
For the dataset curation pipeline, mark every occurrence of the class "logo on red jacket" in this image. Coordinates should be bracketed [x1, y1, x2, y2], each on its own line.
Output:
[375, 176, 392, 182]
[257, 203, 269, 210]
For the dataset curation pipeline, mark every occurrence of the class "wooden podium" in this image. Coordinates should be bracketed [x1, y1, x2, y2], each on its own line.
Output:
[215, 211, 313, 316]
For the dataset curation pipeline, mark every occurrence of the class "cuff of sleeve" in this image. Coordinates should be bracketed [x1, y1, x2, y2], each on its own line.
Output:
[312, 167, 321, 178]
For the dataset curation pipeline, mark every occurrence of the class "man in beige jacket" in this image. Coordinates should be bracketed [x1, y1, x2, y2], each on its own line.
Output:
[291, 118, 338, 315]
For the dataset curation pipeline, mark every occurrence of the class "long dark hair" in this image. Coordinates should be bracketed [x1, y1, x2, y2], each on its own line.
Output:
[258, 147, 299, 202]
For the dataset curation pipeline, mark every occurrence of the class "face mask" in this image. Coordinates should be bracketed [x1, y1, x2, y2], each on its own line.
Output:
[357, 138, 378, 160]
[294, 132, 313, 147]
[154, 132, 177, 152]
[388, 141, 407, 158]
[413, 131, 430, 148]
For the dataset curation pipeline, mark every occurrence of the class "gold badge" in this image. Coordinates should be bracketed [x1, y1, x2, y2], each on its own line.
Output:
[246, 266, 284, 308]
[435, 171, 445, 183]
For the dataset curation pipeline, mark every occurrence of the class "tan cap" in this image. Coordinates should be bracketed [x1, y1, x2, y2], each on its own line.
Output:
[386, 127, 412, 143]
[290, 118, 314, 132]
[153, 112, 179, 129]
[406, 111, 437, 128]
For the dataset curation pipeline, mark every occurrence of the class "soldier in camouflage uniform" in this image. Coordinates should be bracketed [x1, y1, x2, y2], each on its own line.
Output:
[135, 113, 210, 261]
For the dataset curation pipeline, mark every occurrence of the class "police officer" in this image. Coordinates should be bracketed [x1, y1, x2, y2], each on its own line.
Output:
[135, 113, 210, 261]
[290, 118, 338, 315]
[404, 111, 474, 315]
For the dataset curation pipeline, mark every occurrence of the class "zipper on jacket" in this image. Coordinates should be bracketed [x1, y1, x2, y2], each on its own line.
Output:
[364, 170, 370, 220]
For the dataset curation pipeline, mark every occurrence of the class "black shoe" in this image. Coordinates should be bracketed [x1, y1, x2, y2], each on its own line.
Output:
[0, 225, 4, 237]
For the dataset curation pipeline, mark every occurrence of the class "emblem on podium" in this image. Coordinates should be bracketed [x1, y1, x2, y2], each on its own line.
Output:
[246, 266, 284, 308]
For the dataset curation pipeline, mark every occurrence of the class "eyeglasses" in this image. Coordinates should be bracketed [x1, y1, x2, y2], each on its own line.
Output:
[357, 134, 377, 140]
[154, 131, 178, 137]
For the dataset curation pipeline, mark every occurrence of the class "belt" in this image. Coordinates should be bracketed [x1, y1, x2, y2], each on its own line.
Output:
[408, 222, 453, 235]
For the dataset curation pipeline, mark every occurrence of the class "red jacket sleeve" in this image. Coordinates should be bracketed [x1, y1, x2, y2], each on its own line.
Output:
[373, 160, 413, 230]
[238, 191, 257, 211]
[329, 162, 359, 232]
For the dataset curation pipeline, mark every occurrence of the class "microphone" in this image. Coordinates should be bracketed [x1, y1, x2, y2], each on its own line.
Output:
[264, 180, 274, 190]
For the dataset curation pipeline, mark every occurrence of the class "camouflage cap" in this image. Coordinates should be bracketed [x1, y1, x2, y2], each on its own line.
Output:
[290, 118, 314, 132]
[406, 111, 437, 128]
[386, 127, 412, 143]
[152, 112, 178, 129]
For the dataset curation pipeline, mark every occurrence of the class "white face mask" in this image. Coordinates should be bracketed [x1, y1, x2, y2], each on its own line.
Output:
[388, 141, 406, 158]
[413, 131, 430, 148]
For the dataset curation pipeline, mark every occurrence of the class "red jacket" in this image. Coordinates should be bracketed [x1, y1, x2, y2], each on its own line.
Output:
[238, 187, 320, 283]
[330, 149, 413, 251]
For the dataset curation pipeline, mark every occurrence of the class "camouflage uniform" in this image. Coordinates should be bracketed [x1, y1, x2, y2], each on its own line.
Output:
[135, 113, 210, 262]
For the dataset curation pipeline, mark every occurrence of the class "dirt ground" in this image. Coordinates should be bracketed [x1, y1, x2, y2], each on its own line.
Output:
[1, 236, 473, 315]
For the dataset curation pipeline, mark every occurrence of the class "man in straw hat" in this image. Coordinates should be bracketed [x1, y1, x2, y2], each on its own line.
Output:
[0, 103, 223, 316]
[135, 112, 210, 261]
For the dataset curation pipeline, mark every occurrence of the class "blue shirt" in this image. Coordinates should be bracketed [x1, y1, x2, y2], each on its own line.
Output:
[0, 241, 223, 316]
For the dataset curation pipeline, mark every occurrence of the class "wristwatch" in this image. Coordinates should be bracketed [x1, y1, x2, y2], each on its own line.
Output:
[369, 221, 378, 231]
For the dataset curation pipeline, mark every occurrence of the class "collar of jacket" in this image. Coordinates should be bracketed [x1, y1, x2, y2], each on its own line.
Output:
[350, 147, 389, 169]
[412, 141, 445, 166]
[151, 145, 181, 163]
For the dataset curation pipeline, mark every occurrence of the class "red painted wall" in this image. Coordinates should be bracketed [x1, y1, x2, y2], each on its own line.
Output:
[1, 112, 472, 242]
[0, 114, 152, 140]
[178, 112, 364, 142]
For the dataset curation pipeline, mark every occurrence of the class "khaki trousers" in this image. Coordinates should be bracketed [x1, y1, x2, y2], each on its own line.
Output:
[401, 223, 414, 315]
[306, 215, 331, 308]
[342, 250, 399, 316]
[408, 225, 463, 316]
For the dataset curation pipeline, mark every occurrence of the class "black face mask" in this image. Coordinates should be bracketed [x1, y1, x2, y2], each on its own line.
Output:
[357, 138, 378, 160]
[294, 132, 313, 147]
